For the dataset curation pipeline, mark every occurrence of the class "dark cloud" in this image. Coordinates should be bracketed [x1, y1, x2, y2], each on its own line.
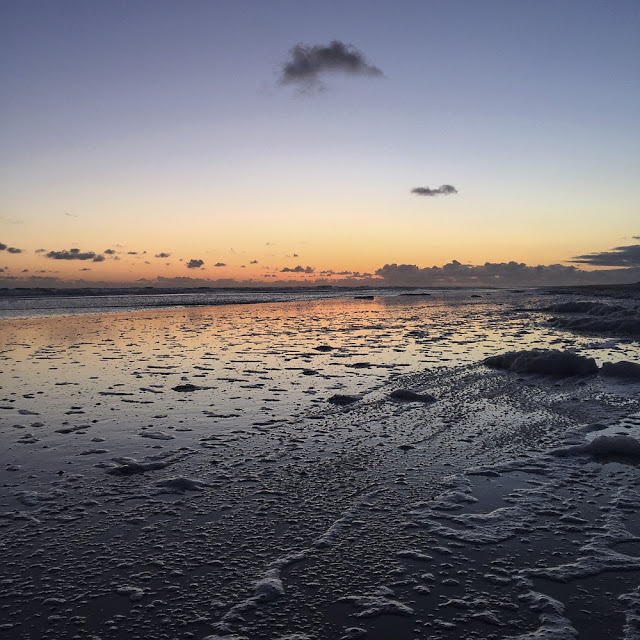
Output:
[280, 265, 314, 273]
[0, 274, 64, 286]
[411, 185, 458, 197]
[570, 244, 640, 267]
[250, 260, 258, 264]
[46, 248, 103, 261]
[104, 249, 116, 255]
[320, 269, 362, 277]
[214, 262, 227, 267]
[35, 248, 46, 253]
[128, 251, 138, 255]
[280, 40, 383, 89]
[0, 243, 23, 253]
[375, 260, 640, 287]
[186, 259, 204, 269]
[155, 252, 171, 258]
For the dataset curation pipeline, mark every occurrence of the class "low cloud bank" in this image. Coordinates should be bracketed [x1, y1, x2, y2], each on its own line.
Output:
[376, 260, 640, 287]
[3, 251, 640, 289]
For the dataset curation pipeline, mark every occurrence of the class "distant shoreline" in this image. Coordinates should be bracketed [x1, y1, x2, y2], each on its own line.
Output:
[545, 282, 640, 294]
[0, 281, 637, 300]
[0, 284, 507, 299]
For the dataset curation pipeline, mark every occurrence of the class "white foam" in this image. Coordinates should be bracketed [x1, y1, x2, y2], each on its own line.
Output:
[601, 361, 640, 379]
[507, 591, 578, 639]
[618, 586, 640, 640]
[484, 349, 598, 375]
[154, 477, 207, 493]
[341, 587, 415, 618]
[254, 571, 285, 603]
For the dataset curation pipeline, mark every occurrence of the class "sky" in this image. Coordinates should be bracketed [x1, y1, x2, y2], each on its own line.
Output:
[1, 0, 639, 288]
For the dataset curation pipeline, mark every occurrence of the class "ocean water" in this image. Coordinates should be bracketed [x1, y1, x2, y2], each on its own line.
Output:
[0, 288, 639, 639]
[0, 286, 432, 318]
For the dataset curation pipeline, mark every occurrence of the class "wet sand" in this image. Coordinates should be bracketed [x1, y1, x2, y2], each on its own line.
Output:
[1, 291, 639, 639]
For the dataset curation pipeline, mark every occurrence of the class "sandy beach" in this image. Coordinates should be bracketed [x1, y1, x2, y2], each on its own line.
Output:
[1, 289, 639, 639]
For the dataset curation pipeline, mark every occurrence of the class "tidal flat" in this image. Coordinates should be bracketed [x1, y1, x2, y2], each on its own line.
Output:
[1, 289, 639, 639]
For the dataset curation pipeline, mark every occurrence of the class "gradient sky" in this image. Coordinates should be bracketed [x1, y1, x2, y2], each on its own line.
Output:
[1, 0, 639, 287]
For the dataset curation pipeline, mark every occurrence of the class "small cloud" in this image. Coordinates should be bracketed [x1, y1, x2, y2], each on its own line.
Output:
[411, 185, 458, 197]
[64, 210, 80, 218]
[280, 40, 383, 90]
[104, 248, 116, 255]
[571, 244, 640, 267]
[250, 260, 258, 264]
[186, 259, 204, 269]
[46, 248, 100, 261]
[280, 265, 314, 273]
[92, 254, 105, 262]
[214, 262, 227, 267]
[80, 267, 91, 271]
[0, 243, 23, 253]
[127, 251, 138, 255]
[35, 248, 46, 253]
[155, 252, 171, 258]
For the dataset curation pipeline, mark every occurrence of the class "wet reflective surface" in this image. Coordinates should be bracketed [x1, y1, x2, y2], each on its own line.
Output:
[1, 290, 639, 639]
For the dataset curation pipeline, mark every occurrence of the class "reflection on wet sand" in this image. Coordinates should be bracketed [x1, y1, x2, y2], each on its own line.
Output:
[1, 291, 639, 639]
